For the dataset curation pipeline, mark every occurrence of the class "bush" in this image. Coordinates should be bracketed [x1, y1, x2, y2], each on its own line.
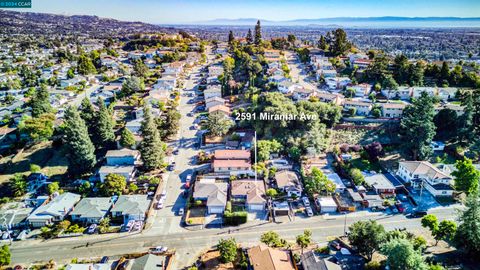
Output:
[365, 261, 382, 270]
[224, 211, 248, 226]
[315, 245, 330, 254]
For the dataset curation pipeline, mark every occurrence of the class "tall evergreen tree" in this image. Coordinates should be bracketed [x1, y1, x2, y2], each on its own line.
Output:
[400, 92, 436, 160]
[64, 106, 96, 175]
[439, 62, 450, 86]
[246, 29, 253, 44]
[458, 93, 475, 145]
[31, 84, 52, 118]
[393, 54, 410, 85]
[318, 35, 328, 50]
[330, 28, 351, 56]
[254, 20, 262, 45]
[120, 127, 136, 148]
[79, 97, 96, 136]
[140, 105, 165, 171]
[228, 31, 235, 45]
[454, 194, 480, 256]
[94, 98, 115, 148]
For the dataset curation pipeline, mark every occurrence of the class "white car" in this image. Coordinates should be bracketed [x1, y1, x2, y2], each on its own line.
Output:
[305, 206, 314, 217]
[186, 174, 192, 182]
[157, 202, 164, 209]
[87, 224, 97, 234]
[302, 197, 310, 207]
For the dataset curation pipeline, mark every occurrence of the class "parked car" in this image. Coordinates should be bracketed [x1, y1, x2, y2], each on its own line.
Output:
[410, 210, 428, 218]
[397, 194, 408, 202]
[87, 224, 97, 234]
[305, 206, 313, 217]
[178, 208, 184, 216]
[390, 205, 399, 214]
[161, 189, 167, 197]
[156, 202, 164, 209]
[173, 149, 179, 155]
[302, 197, 310, 207]
[330, 240, 341, 250]
[100, 256, 109, 263]
[395, 202, 405, 213]
[186, 174, 192, 183]
[151, 246, 168, 253]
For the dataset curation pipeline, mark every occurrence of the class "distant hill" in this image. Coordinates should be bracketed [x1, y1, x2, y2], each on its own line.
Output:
[193, 16, 480, 28]
[0, 10, 173, 36]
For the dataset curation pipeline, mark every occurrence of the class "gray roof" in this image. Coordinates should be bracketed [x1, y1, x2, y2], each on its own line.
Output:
[27, 192, 81, 221]
[193, 182, 228, 207]
[364, 174, 395, 190]
[99, 165, 135, 175]
[0, 207, 33, 229]
[105, 149, 140, 158]
[69, 197, 113, 219]
[111, 195, 150, 216]
[131, 254, 166, 270]
[301, 251, 341, 270]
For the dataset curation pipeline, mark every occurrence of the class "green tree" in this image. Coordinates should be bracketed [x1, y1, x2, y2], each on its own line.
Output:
[349, 168, 365, 186]
[454, 194, 480, 256]
[120, 127, 136, 148]
[121, 76, 145, 97]
[78, 181, 91, 195]
[304, 167, 336, 196]
[128, 183, 138, 193]
[256, 139, 282, 162]
[19, 113, 55, 142]
[157, 109, 181, 140]
[246, 29, 253, 44]
[260, 231, 286, 248]
[296, 230, 312, 254]
[63, 106, 97, 175]
[94, 98, 115, 148]
[140, 106, 165, 171]
[329, 28, 351, 56]
[206, 113, 234, 137]
[132, 58, 149, 78]
[452, 158, 480, 195]
[435, 220, 457, 245]
[30, 84, 52, 117]
[439, 62, 450, 86]
[79, 97, 96, 134]
[348, 220, 386, 261]
[421, 214, 439, 232]
[266, 188, 278, 198]
[0, 245, 11, 266]
[47, 182, 60, 195]
[381, 238, 428, 270]
[228, 31, 235, 46]
[9, 173, 27, 197]
[77, 54, 97, 75]
[254, 20, 262, 45]
[457, 93, 475, 145]
[217, 238, 237, 263]
[318, 35, 328, 50]
[434, 108, 458, 141]
[393, 54, 410, 85]
[101, 174, 126, 196]
[400, 92, 436, 160]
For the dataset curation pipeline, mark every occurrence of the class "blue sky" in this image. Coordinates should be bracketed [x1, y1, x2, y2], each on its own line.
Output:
[8, 0, 480, 24]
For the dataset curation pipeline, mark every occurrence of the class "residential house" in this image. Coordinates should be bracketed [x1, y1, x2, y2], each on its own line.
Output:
[316, 197, 338, 213]
[193, 181, 228, 214]
[301, 250, 341, 270]
[65, 264, 111, 270]
[154, 76, 177, 91]
[248, 245, 295, 270]
[27, 193, 81, 228]
[293, 87, 315, 101]
[269, 74, 288, 84]
[381, 86, 412, 100]
[0, 207, 33, 230]
[204, 85, 222, 100]
[326, 173, 346, 193]
[213, 160, 252, 174]
[69, 197, 113, 224]
[205, 97, 226, 110]
[351, 58, 372, 71]
[125, 119, 143, 134]
[130, 254, 170, 270]
[275, 170, 302, 197]
[147, 89, 170, 104]
[348, 83, 372, 97]
[343, 100, 372, 115]
[99, 165, 135, 183]
[105, 149, 141, 166]
[317, 92, 344, 106]
[364, 174, 396, 195]
[208, 105, 231, 117]
[412, 87, 437, 99]
[230, 179, 266, 211]
[437, 87, 458, 101]
[277, 81, 296, 94]
[316, 69, 337, 80]
[380, 102, 406, 118]
[397, 161, 454, 197]
[110, 195, 150, 223]
[435, 103, 464, 116]
[325, 77, 351, 90]
[208, 66, 224, 77]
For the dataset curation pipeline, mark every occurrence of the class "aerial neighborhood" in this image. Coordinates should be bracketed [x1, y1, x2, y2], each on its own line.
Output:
[0, 6, 480, 270]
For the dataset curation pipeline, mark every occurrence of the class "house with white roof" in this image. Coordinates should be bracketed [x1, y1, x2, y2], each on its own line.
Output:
[98, 166, 136, 183]
[397, 161, 454, 197]
[204, 85, 222, 100]
[27, 193, 81, 228]
[327, 173, 346, 193]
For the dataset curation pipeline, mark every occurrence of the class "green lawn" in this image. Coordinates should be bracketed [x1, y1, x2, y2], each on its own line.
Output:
[349, 158, 383, 173]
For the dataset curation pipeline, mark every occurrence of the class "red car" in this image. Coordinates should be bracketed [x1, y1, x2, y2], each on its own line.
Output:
[395, 202, 405, 213]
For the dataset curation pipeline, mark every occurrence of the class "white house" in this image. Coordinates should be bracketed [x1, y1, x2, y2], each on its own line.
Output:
[382, 87, 412, 100]
[27, 193, 81, 228]
[348, 83, 372, 97]
[380, 102, 407, 118]
[205, 97, 226, 110]
[154, 76, 177, 91]
[343, 100, 373, 115]
[397, 161, 454, 197]
[316, 197, 338, 213]
[275, 170, 303, 197]
[69, 197, 113, 224]
[327, 173, 346, 193]
[193, 181, 228, 214]
[110, 195, 150, 223]
[99, 166, 136, 183]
